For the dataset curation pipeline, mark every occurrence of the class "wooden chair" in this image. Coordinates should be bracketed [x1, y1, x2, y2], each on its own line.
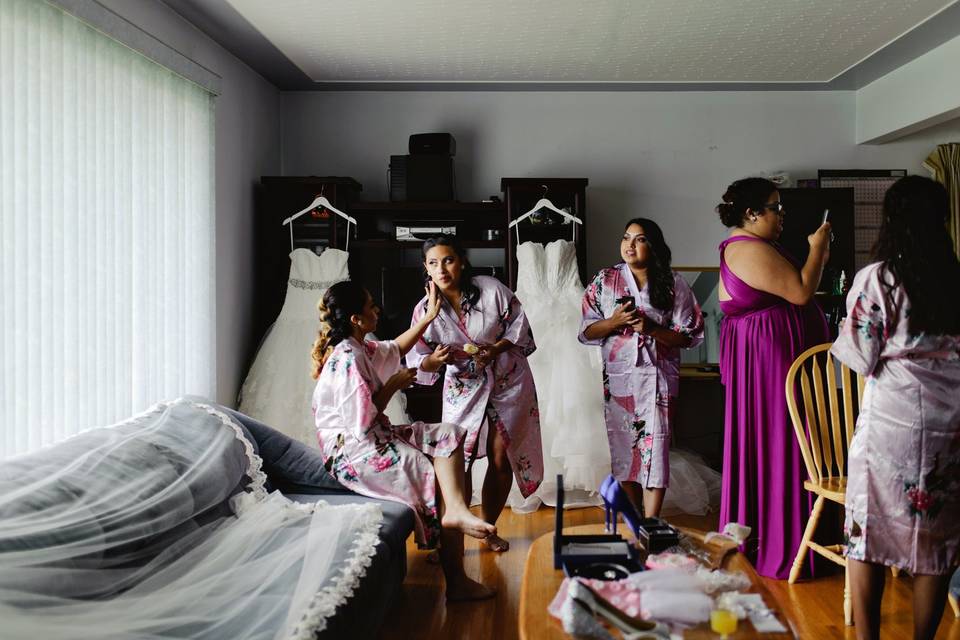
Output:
[950, 568, 960, 617]
[785, 343, 864, 626]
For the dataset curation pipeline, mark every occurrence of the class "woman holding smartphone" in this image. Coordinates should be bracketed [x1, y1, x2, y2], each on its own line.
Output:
[715, 177, 830, 579]
[579, 218, 704, 519]
[407, 235, 543, 553]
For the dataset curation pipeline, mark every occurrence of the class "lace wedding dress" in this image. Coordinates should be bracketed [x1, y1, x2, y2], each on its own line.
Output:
[239, 248, 408, 446]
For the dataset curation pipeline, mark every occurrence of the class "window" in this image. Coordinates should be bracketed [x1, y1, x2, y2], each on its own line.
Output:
[0, 0, 215, 457]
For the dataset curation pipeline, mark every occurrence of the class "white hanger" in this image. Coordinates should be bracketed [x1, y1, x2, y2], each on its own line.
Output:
[281, 191, 358, 252]
[508, 185, 582, 244]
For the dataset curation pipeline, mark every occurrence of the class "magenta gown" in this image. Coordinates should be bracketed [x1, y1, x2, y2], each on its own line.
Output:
[718, 236, 829, 579]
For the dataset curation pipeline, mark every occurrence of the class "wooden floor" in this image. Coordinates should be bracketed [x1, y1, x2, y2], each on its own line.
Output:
[378, 505, 960, 639]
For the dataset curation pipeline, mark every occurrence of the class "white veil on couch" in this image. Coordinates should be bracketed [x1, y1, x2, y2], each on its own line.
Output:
[0, 398, 382, 640]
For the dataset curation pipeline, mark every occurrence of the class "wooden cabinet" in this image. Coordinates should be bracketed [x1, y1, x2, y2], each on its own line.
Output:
[501, 178, 588, 287]
[778, 187, 855, 338]
[346, 201, 510, 340]
[254, 177, 361, 344]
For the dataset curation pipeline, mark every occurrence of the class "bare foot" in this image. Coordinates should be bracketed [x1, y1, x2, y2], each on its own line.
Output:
[446, 576, 497, 602]
[481, 534, 510, 552]
[442, 509, 496, 539]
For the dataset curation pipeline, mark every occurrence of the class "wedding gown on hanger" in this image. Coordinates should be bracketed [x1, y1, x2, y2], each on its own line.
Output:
[475, 239, 720, 516]
[239, 248, 408, 446]
[468, 240, 610, 512]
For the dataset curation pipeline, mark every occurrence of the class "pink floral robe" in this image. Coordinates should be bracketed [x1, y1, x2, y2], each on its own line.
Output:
[312, 337, 465, 549]
[407, 275, 544, 497]
[831, 262, 960, 575]
[579, 264, 704, 487]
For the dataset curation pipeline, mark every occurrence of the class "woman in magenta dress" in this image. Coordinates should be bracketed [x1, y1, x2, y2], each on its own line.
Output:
[716, 177, 831, 579]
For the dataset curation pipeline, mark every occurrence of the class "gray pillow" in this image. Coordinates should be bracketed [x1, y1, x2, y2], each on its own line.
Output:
[223, 407, 348, 494]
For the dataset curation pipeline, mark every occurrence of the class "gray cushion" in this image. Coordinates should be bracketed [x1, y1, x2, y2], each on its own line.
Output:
[223, 408, 348, 494]
[286, 493, 415, 558]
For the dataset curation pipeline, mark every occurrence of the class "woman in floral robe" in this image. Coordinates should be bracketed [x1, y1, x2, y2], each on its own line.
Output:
[312, 280, 496, 601]
[579, 218, 703, 518]
[408, 236, 543, 552]
[831, 176, 960, 639]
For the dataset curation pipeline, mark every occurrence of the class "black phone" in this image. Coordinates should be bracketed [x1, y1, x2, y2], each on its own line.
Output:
[615, 295, 635, 309]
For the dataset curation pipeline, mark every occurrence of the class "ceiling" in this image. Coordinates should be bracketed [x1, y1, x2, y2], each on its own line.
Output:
[164, 0, 960, 90]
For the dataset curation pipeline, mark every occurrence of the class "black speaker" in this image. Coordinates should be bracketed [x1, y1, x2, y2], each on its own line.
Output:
[390, 155, 455, 201]
[409, 133, 456, 156]
[389, 155, 408, 201]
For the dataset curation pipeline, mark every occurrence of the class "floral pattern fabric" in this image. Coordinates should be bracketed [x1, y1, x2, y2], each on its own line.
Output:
[579, 264, 704, 486]
[312, 338, 465, 549]
[407, 276, 543, 497]
[832, 262, 960, 574]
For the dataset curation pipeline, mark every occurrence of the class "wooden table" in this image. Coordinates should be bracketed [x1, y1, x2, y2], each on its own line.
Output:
[518, 523, 797, 640]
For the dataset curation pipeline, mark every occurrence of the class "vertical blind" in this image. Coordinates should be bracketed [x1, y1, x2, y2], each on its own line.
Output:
[0, 0, 215, 457]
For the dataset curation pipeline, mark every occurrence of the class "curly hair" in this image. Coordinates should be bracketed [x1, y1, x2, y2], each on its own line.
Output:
[310, 280, 368, 378]
[422, 235, 481, 312]
[874, 175, 960, 335]
[624, 217, 675, 312]
[716, 177, 778, 228]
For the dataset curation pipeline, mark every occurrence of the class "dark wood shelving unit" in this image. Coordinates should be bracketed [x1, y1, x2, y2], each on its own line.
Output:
[501, 178, 588, 286]
[351, 201, 503, 213]
[779, 187, 855, 339]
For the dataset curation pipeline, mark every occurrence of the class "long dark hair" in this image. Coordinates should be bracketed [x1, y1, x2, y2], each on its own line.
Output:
[874, 175, 960, 335]
[422, 235, 481, 311]
[311, 280, 367, 378]
[716, 177, 778, 227]
[625, 218, 675, 311]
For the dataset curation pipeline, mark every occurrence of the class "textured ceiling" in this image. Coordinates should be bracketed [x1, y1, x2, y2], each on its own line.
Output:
[223, 0, 955, 83]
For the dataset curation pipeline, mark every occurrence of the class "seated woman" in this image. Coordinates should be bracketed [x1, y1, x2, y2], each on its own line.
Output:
[311, 280, 496, 601]
[831, 175, 960, 640]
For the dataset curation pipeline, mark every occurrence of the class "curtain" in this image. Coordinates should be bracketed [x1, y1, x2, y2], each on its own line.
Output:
[924, 143, 960, 257]
[0, 0, 215, 458]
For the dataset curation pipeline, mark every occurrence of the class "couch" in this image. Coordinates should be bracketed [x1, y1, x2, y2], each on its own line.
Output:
[0, 401, 414, 639]
[224, 407, 415, 639]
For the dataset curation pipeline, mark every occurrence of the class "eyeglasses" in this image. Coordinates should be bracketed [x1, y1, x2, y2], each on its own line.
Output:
[762, 201, 784, 213]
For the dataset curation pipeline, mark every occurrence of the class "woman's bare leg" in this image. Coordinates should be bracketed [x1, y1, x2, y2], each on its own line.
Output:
[435, 482, 496, 602]
[848, 558, 884, 640]
[433, 444, 495, 539]
[642, 487, 666, 519]
[620, 480, 645, 516]
[912, 573, 950, 640]
[480, 426, 513, 552]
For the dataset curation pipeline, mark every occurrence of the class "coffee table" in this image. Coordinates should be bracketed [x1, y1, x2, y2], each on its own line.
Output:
[518, 523, 796, 639]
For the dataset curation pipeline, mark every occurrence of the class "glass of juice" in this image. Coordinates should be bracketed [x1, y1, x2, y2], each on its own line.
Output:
[710, 609, 738, 638]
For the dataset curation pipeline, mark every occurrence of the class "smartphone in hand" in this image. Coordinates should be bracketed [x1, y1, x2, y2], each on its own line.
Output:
[822, 209, 831, 224]
[615, 295, 635, 309]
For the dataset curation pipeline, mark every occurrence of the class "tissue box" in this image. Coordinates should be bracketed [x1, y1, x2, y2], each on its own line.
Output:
[553, 475, 642, 575]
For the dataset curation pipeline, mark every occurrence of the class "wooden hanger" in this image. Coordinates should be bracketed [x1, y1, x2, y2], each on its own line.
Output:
[281, 189, 357, 252]
[508, 185, 582, 244]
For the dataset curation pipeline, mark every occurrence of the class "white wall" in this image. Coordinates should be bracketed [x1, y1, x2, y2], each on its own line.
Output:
[281, 91, 960, 274]
[99, 0, 282, 406]
[857, 33, 960, 144]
